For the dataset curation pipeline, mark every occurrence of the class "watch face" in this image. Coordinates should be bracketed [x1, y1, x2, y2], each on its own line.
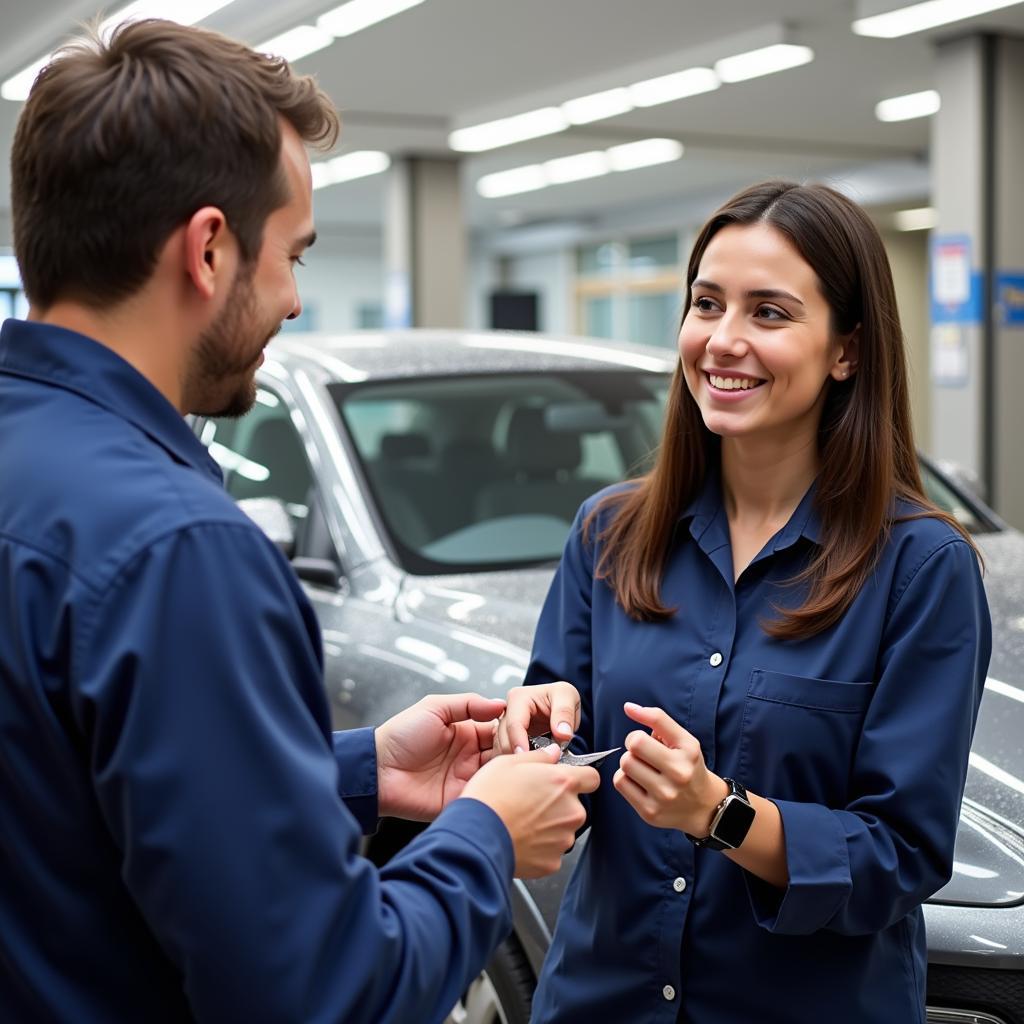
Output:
[714, 795, 756, 848]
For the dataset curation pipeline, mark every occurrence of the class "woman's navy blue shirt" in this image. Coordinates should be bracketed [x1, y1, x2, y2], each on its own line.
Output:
[525, 475, 991, 1024]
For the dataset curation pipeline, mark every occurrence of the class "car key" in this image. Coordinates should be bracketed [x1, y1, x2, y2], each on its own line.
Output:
[530, 731, 621, 768]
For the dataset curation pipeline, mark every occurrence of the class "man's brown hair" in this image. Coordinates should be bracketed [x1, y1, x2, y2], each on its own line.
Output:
[11, 18, 339, 310]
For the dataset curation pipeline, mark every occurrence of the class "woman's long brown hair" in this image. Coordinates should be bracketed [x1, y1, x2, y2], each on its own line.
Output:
[587, 180, 976, 639]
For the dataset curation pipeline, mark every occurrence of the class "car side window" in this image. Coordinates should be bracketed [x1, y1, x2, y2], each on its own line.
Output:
[204, 386, 315, 530]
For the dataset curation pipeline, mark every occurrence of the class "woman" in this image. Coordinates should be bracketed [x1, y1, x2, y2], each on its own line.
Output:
[497, 180, 991, 1023]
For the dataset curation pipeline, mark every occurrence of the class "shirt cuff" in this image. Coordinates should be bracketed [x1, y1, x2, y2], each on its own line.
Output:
[744, 799, 852, 935]
[332, 728, 379, 834]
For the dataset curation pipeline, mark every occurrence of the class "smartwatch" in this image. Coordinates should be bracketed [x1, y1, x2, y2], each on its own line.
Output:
[687, 778, 756, 851]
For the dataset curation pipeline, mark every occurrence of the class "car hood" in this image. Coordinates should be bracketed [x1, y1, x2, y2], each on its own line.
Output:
[400, 532, 1024, 908]
[397, 567, 556, 659]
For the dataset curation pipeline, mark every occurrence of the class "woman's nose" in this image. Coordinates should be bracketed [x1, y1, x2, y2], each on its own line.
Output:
[704, 314, 748, 359]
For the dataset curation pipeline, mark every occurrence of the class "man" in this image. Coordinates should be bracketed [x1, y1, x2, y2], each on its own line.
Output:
[0, 19, 598, 1023]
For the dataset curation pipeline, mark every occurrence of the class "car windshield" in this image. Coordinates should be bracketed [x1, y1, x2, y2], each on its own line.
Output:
[329, 371, 993, 575]
[330, 371, 670, 573]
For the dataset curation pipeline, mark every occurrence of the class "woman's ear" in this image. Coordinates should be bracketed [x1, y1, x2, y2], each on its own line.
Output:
[830, 324, 861, 381]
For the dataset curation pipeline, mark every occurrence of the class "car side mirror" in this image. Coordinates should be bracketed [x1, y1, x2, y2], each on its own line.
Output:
[237, 497, 296, 558]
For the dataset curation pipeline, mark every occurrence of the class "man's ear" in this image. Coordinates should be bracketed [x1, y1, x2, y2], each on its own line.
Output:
[831, 324, 861, 381]
[183, 207, 234, 301]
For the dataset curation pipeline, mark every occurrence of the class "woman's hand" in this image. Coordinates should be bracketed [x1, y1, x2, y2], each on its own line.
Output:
[494, 681, 582, 755]
[613, 702, 728, 835]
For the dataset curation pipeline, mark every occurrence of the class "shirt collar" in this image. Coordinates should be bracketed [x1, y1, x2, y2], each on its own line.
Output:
[0, 318, 222, 484]
[679, 458, 824, 550]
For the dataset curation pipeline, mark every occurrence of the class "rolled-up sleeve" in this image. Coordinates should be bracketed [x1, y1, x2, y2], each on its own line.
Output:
[746, 537, 991, 936]
[76, 521, 514, 1023]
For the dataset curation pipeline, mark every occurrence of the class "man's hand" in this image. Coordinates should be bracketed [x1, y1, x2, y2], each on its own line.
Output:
[375, 693, 507, 821]
[462, 746, 599, 878]
[494, 681, 582, 755]
[613, 702, 728, 835]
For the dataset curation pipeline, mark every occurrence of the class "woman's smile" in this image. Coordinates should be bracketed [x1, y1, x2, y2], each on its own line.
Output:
[702, 370, 767, 400]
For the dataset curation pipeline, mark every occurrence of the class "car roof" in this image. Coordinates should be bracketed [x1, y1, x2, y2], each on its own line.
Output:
[266, 329, 677, 383]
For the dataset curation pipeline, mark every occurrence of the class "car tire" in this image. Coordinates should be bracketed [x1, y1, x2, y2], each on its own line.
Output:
[445, 935, 534, 1024]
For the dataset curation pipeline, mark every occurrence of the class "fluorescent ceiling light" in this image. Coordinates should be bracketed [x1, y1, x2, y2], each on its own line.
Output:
[449, 107, 569, 153]
[1, 56, 49, 102]
[98, 0, 236, 35]
[311, 150, 391, 190]
[714, 43, 814, 83]
[256, 25, 334, 62]
[542, 151, 609, 184]
[629, 67, 720, 106]
[562, 87, 634, 125]
[875, 89, 941, 120]
[606, 138, 684, 171]
[476, 165, 547, 199]
[894, 206, 937, 231]
[853, 0, 1024, 38]
[317, 0, 425, 38]
[477, 137, 683, 198]
[2, 0, 237, 101]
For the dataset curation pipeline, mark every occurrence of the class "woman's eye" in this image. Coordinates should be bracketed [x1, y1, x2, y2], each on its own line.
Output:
[692, 296, 718, 312]
[756, 305, 786, 320]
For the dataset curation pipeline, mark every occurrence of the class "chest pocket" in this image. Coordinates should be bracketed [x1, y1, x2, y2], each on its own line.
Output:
[738, 668, 873, 807]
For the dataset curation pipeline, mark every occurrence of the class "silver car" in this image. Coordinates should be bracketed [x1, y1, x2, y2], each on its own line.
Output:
[194, 330, 1024, 1024]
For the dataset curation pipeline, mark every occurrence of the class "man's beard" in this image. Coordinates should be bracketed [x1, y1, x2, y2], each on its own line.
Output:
[185, 267, 281, 418]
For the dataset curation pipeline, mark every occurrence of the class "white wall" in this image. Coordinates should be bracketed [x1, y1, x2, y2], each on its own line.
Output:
[290, 227, 384, 332]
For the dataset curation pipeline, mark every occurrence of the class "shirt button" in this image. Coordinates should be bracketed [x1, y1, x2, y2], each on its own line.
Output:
[663, 985, 676, 1001]
[709, 652, 723, 667]
[673, 877, 687, 893]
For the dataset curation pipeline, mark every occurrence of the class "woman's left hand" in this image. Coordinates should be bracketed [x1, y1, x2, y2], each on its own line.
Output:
[614, 702, 729, 835]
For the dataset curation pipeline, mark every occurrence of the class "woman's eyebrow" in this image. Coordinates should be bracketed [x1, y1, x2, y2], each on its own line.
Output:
[692, 278, 804, 306]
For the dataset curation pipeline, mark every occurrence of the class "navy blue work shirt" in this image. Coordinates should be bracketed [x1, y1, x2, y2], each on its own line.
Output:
[0, 318, 514, 1023]
[526, 474, 991, 1024]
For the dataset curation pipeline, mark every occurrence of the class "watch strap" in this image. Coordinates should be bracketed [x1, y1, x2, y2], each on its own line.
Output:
[686, 778, 751, 850]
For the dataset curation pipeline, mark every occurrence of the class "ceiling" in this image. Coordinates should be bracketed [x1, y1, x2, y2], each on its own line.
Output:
[2, 0, 1024, 245]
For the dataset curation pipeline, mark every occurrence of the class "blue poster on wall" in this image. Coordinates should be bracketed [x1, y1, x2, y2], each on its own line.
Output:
[996, 272, 1024, 327]
[930, 235, 983, 325]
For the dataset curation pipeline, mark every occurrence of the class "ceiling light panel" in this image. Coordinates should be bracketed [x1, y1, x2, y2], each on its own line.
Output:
[99, 0, 236, 35]
[561, 88, 634, 125]
[542, 151, 610, 184]
[476, 138, 684, 198]
[476, 165, 548, 199]
[311, 151, 391, 190]
[256, 25, 334, 62]
[2, 0, 239, 102]
[317, 0, 426, 37]
[606, 138, 684, 171]
[629, 67, 720, 106]
[875, 89, 941, 120]
[449, 107, 570, 153]
[714, 43, 814, 83]
[853, 0, 1024, 38]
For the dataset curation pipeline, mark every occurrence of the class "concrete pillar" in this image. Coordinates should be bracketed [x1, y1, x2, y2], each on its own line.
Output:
[383, 156, 465, 329]
[991, 36, 1024, 527]
[930, 34, 1024, 526]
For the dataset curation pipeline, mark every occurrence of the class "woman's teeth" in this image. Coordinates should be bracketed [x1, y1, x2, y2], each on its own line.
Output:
[708, 374, 762, 391]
